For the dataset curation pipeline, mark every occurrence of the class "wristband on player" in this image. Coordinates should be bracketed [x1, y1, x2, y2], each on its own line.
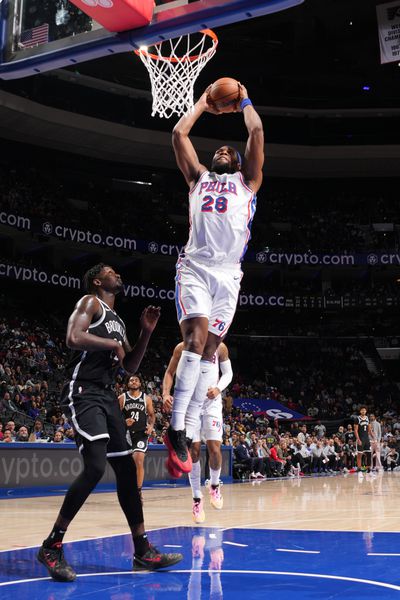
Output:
[240, 98, 253, 111]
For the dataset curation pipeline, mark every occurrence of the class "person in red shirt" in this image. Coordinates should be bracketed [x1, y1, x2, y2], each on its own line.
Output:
[270, 442, 286, 475]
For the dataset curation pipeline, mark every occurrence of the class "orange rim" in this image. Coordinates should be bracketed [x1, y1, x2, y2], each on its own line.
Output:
[134, 29, 218, 63]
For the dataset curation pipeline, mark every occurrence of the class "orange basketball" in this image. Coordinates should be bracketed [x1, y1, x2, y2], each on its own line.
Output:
[208, 77, 241, 113]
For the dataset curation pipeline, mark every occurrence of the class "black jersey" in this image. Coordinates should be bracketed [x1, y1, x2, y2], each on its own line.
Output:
[122, 391, 147, 432]
[355, 415, 369, 439]
[345, 431, 356, 444]
[65, 298, 127, 386]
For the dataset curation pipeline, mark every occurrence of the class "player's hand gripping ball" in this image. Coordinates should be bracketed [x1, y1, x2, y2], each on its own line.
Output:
[207, 77, 241, 113]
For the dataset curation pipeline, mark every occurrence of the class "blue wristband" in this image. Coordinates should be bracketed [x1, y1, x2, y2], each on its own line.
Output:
[240, 98, 253, 110]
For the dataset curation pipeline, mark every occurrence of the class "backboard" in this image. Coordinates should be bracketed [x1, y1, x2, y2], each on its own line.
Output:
[0, 0, 304, 79]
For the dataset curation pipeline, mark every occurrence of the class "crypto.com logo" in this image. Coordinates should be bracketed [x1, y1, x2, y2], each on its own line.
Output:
[367, 254, 379, 266]
[81, 0, 113, 8]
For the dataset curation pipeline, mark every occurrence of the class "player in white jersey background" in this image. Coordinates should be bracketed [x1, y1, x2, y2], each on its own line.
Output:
[163, 341, 232, 522]
[164, 82, 264, 477]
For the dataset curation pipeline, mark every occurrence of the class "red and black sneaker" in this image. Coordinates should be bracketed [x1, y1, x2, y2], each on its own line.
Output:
[37, 542, 77, 582]
[165, 457, 183, 479]
[163, 426, 192, 473]
[134, 543, 183, 571]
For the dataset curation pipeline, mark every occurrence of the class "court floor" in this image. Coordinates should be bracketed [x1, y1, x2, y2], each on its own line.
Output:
[1, 471, 400, 599]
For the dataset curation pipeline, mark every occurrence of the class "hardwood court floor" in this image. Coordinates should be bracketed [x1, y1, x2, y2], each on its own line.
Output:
[1, 471, 399, 552]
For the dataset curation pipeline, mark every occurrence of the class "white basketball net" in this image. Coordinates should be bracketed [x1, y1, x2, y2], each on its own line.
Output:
[135, 30, 218, 119]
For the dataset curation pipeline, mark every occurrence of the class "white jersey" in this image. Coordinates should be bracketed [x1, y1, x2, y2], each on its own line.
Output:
[184, 170, 257, 265]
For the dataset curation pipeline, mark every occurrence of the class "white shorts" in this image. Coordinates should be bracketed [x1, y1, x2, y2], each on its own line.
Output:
[175, 256, 242, 337]
[192, 413, 223, 444]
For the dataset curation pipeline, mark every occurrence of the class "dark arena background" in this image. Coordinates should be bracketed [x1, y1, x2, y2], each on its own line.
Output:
[1, 1, 400, 598]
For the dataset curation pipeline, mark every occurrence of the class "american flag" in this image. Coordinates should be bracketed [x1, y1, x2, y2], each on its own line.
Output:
[20, 23, 49, 49]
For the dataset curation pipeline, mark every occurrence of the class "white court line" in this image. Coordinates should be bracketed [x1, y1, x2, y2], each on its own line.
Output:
[1, 569, 400, 591]
[0, 525, 175, 554]
[368, 553, 400, 557]
[276, 548, 320, 554]
[223, 541, 248, 548]
[163, 545, 183, 548]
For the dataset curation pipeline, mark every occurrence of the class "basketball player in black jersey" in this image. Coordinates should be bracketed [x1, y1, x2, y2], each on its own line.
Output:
[119, 375, 155, 498]
[37, 263, 182, 582]
[354, 406, 375, 477]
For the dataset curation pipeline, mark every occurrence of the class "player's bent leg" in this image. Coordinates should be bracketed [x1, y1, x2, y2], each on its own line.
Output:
[165, 318, 209, 474]
[133, 450, 146, 490]
[38, 438, 109, 582]
[171, 316, 208, 429]
[108, 454, 183, 570]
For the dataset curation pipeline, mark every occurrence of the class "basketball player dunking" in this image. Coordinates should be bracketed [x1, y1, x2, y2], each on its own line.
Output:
[164, 83, 264, 476]
[119, 375, 155, 499]
[37, 263, 181, 582]
[163, 341, 232, 522]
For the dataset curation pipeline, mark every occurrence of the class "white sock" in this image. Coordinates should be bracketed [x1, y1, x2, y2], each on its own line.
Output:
[189, 461, 202, 499]
[170, 351, 201, 431]
[210, 467, 221, 487]
[210, 571, 223, 596]
[185, 360, 215, 438]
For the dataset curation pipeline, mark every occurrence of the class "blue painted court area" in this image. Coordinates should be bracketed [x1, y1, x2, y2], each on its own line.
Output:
[1, 527, 400, 599]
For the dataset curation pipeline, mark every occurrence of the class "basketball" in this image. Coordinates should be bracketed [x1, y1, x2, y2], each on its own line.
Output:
[208, 77, 241, 113]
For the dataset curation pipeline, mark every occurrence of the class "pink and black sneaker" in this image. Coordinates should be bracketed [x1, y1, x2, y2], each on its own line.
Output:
[37, 542, 76, 582]
[134, 543, 183, 570]
[163, 426, 192, 473]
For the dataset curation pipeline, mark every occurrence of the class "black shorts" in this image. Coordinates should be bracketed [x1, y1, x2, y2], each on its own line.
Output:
[357, 438, 371, 452]
[127, 430, 149, 453]
[61, 380, 132, 457]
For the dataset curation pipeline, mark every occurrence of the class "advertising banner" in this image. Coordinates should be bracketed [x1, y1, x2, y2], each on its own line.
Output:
[376, 1, 400, 64]
[233, 398, 310, 420]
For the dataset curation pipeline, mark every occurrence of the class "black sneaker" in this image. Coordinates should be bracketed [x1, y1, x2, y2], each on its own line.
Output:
[133, 543, 183, 571]
[163, 426, 192, 473]
[37, 542, 77, 582]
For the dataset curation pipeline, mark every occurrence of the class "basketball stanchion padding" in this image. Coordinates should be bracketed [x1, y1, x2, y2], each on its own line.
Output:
[135, 29, 218, 119]
[68, 0, 154, 32]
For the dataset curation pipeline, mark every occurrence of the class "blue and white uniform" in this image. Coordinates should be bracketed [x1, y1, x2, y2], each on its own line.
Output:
[175, 170, 257, 337]
[192, 351, 224, 443]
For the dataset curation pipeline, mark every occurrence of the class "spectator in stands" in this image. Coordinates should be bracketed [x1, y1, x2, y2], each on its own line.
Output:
[314, 421, 326, 439]
[385, 447, 399, 471]
[269, 442, 285, 475]
[291, 441, 311, 474]
[311, 440, 324, 472]
[2, 430, 13, 443]
[5, 420, 17, 441]
[63, 428, 75, 443]
[28, 400, 41, 421]
[297, 425, 308, 444]
[28, 419, 47, 442]
[16, 425, 30, 442]
[234, 434, 265, 479]
[52, 431, 64, 443]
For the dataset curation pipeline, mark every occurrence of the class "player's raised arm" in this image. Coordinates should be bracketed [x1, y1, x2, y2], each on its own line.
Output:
[123, 306, 160, 374]
[172, 88, 214, 188]
[239, 84, 264, 194]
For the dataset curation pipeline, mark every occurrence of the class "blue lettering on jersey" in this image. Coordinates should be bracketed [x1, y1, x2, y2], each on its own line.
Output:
[200, 181, 238, 195]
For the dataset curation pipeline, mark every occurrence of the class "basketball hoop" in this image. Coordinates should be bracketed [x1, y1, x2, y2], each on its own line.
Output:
[134, 29, 218, 119]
